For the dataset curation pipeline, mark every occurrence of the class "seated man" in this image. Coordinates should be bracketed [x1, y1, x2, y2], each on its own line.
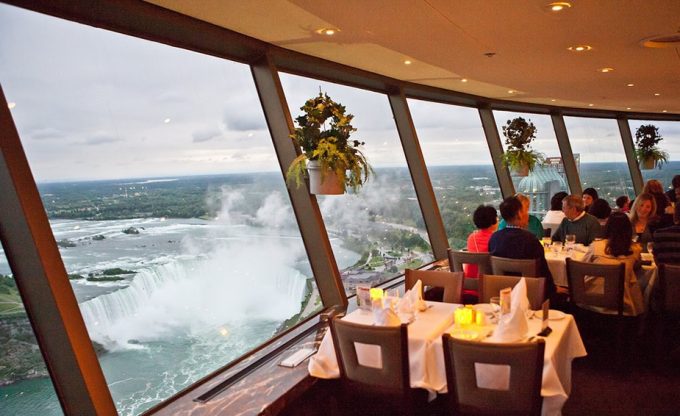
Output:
[652, 206, 680, 265]
[497, 193, 544, 239]
[488, 196, 555, 298]
[552, 194, 601, 245]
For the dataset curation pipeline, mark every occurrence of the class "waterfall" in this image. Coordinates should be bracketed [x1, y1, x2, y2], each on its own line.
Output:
[79, 240, 307, 350]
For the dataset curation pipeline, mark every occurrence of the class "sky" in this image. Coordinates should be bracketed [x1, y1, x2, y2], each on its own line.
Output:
[1, 4, 678, 183]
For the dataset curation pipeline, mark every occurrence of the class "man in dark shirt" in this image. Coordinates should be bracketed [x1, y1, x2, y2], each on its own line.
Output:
[488, 196, 556, 298]
[665, 174, 680, 205]
[652, 205, 680, 265]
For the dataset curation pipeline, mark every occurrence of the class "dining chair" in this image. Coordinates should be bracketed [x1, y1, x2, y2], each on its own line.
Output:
[478, 274, 546, 310]
[442, 335, 545, 416]
[565, 258, 625, 316]
[655, 264, 680, 361]
[329, 317, 428, 415]
[658, 263, 680, 315]
[490, 256, 540, 277]
[448, 249, 492, 294]
[405, 269, 464, 304]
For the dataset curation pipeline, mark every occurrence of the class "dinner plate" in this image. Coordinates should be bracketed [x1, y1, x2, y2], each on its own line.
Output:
[533, 309, 566, 320]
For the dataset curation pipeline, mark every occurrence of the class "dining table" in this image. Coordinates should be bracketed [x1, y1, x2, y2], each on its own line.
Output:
[308, 301, 587, 416]
[544, 245, 591, 287]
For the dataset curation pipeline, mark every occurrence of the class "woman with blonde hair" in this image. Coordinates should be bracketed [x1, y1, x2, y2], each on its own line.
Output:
[642, 179, 671, 218]
[629, 193, 656, 250]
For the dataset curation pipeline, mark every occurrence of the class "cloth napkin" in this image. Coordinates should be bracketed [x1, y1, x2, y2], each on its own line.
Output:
[373, 305, 401, 326]
[397, 279, 428, 314]
[490, 278, 530, 342]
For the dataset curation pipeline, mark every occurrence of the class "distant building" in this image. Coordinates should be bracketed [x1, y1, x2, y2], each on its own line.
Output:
[516, 159, 569, 215]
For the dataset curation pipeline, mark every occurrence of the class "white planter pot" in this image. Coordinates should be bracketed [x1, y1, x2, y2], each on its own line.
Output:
[307, 160, 345, 195]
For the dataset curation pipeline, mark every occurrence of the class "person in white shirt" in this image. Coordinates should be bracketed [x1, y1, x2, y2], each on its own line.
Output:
[542, 191, 568, 235]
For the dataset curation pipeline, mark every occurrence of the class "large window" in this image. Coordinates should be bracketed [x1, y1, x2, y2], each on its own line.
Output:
[629, 120, 680, 191]
[0, 5, 319, 414]
[280, 74, 433, 295]
[408, 99, 502, 249]
[564, 117, 634, 205]
[495, 111, 569, 217]
[0, 248, 63, 415]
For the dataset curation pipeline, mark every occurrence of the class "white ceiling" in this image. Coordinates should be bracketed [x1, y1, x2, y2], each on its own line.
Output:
[146, 0, 680, 115]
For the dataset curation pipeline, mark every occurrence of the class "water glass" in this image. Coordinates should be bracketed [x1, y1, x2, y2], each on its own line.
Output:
[551, 241, 563, 255]
[489, 296, 501, 323]
[565, 234, 576, 253]
[647, 242, 654, 254]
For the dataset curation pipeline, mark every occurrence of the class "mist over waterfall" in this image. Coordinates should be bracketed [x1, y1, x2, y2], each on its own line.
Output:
[79, 189, 308, 350]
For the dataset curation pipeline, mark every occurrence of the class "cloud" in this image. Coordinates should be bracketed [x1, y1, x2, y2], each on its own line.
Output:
[192, 128, 221, 143]
[223, 110, 265, 131]
[29, 127, 65, 140]
[84, 134, 122, 145]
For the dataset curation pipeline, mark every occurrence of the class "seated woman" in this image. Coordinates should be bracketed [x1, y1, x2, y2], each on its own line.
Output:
[542, 191, 568, 234]
[582, 187, 599, 212]
[465, 205, 498, 279]
[497, 193, 543, 239]
[588, 213, 645, 316]
[589, 198, 612, 231]
[629, 193, 657, 251]
[643, 179, 673, 229]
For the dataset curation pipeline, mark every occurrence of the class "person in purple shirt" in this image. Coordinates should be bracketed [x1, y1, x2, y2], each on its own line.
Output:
[488, 196, 556, 298]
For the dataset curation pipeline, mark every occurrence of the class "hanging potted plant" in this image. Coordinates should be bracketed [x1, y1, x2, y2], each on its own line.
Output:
[635, 124, 668, 170]
[501, 117, 544, 177]
[286, 92, 372, 194]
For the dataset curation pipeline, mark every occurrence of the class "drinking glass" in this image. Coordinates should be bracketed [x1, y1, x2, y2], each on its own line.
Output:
[647, 242, 654, 254]
[551, 241, 563, 255]
[489, 296, 501, 323]
[565, 234, 576, 252]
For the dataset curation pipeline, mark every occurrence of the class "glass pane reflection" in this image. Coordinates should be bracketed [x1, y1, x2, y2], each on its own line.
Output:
[280, 74, 434, 295]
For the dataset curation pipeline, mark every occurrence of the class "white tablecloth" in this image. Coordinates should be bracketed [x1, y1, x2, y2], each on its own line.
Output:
[545, 249, 590, 286]
[309, 302, 587, 416]
[432, 314, 587, 416]
[308, 301, 457, 394]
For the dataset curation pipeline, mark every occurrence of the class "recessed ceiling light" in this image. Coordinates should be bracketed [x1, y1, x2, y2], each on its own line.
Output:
[508, 90, 516, 94]
[599, 67, 614, 73]
[568, 45, 592, 52]
[551, 99, 556, 102]
[626, 83, 635, 87]
[461, 78, 468, 83]
[316, 28, 339, 36]
[626, 107, 632, 110]
[548, 2, 572, 11]
[7, 102, 15, 109]
[654, 93, 661, 96]
[403, 60, 412, 65]
[662, 110, 668, 113]
[588, 103, 594, 107]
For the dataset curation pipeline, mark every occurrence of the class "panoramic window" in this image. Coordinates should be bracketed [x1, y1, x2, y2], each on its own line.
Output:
[408, 99, 502, 249]
[280, 74, 434, 295]
[563, 116, 634, 206]
[0, 247, 63, 415]
[494, 111, 569, 218]
[0, 5, 319, 414]
[628, 120, 680, 190]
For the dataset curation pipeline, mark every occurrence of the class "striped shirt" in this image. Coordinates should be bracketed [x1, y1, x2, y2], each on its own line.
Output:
[652, 225, 680, 265]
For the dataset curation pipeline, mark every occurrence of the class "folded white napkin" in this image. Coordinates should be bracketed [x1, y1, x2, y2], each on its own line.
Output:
[490, 278, 530, 342]
[398, 279, 427, 313]
[373, 305, 401, 326]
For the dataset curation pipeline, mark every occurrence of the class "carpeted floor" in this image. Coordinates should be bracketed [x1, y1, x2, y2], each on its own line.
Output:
[562, 312, 680, 416]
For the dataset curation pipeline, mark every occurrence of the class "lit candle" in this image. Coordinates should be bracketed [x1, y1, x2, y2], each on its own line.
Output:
[455, 305, 476, 326]
[369, 288, 384, 300]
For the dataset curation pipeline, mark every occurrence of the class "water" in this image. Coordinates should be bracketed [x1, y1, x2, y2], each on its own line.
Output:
[0, 217, 360, 415]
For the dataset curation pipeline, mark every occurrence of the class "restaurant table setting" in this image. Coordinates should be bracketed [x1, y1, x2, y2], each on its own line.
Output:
[542, 236, 592, 286]
[308, 278, 587, 415]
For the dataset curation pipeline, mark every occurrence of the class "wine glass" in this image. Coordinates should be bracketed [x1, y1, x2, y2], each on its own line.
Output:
[565, 234, 576, 253]
[647, 242, 654, 254]
[551, 241, 563, 256]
